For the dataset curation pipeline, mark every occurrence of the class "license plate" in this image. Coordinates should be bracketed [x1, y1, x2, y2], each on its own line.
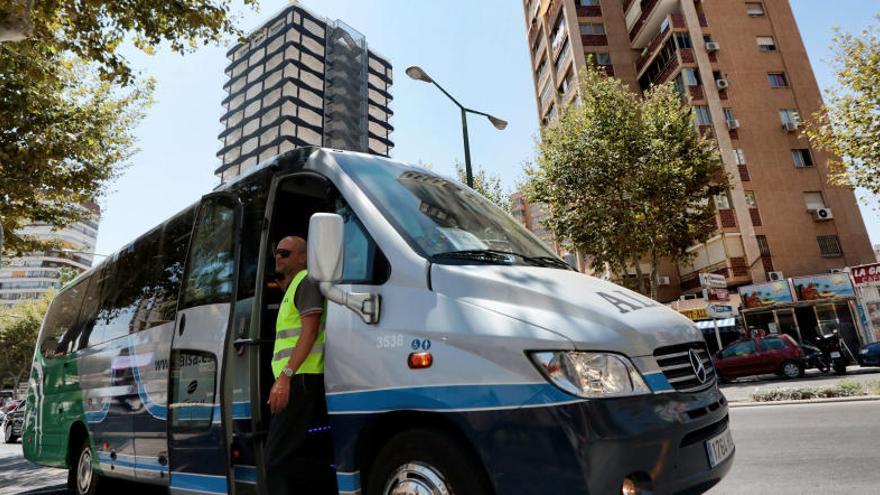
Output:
[830, 351, 841, 358]
[706, 427, 734, 468]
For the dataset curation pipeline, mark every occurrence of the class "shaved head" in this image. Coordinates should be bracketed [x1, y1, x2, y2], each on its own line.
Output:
[275, 235, 308, 279]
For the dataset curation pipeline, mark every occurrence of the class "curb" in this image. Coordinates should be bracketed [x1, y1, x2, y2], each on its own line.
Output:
[728, 395, 880, 408]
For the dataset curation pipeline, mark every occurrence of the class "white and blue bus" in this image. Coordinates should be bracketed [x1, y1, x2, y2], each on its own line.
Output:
[25, 147, 733, 495]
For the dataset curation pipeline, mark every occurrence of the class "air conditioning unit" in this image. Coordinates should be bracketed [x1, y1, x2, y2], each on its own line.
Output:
[783, 121, 799, 132]
[726, 119, 740, 130]
[715, 78, 730, 90]
[657, 275, 671, 286]
[768, 271, 785, 282]
[705, 41, 721, 52]
[814, 207, 834, 221]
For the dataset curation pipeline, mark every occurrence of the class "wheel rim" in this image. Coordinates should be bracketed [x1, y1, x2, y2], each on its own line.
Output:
[784, 363, 799, 377]
[77, 446, 93, 494]
[383, 462, 451, 495]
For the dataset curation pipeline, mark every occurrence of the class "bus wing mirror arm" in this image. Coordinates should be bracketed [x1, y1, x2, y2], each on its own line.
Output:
[319, 282, 381, 325]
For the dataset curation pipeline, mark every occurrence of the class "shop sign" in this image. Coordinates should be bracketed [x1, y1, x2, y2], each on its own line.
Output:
[738, 281, 794, 309]
[705, 288, 731, 302]
[708, 304, 736, 318]
[851, 262, 880, 287]
[791, 273, 855, 301]
[700, 272, 728, 289]
[680, 307, 708, 320]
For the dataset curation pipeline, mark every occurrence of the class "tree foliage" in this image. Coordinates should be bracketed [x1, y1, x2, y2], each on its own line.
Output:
[1, 0, 256, 255]
[0, 292, 53, 387]
[527, 67, 726, 299]
[455, 162, 510, 211]
[805, 16, 880, 197]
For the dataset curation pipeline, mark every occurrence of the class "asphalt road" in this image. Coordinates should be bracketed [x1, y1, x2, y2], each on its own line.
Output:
[709, 400, 880, 494]
[0, 443, 65, 495]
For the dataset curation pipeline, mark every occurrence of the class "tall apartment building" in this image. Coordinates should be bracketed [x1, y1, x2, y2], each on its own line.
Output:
[0, 204, 100, 306]
[216, 2, 393, 183]
[522, 0, 874, 301]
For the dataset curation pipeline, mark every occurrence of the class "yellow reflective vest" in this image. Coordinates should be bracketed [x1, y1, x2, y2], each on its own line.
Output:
[272, 270, 326, 378]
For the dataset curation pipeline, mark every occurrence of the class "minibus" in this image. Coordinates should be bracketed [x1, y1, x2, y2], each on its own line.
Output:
[24, 147, 733, 495]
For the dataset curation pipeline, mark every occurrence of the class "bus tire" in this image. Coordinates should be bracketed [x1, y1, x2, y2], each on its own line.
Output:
[366, 428, 491, 495]
[68, 436, 101, 495]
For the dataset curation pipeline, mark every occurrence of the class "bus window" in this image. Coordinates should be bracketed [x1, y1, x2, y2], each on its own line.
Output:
[40, 281, 87, 358]
[169, 350, 217, 430]
[180, 199, 236, 308]
[76, 265, 108, 349]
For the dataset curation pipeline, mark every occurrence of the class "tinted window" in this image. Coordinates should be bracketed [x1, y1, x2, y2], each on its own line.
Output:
[76, 265, 110, 349]
[337, 201, 389, 284]
[760, 338, 787, 351]
[721, 340, 756, 358]
[145, 208, 196, 328]
[180, 197, 237, 308]
[40, 281, 87, 358]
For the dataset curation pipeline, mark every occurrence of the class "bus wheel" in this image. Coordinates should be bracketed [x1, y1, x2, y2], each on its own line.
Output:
[68, 437, 100, 495]
[367, 429, 491, 495]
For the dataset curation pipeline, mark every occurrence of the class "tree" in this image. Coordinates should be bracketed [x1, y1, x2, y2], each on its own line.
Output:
[0, 292, 53, 387]
[455, 162, 510, 211]
[527, 67, 726, 299]
[805, 17, 880, 197]
[1, 0, 256, 255]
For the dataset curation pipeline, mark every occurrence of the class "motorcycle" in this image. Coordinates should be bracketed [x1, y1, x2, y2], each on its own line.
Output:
[813, 331, 850, 375]
[801, 343, 830, 373]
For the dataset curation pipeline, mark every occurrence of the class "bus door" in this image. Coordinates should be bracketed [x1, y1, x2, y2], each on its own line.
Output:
[167, 193, 241, 495]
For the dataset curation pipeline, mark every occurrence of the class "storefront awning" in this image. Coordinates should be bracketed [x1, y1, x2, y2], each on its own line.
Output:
[695, 318, 736, 329]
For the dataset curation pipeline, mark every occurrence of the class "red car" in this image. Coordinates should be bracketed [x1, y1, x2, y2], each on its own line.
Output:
[713, 334, 805, 382]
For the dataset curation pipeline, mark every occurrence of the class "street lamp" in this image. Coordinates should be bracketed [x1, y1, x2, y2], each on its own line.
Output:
[405, 65, 507, 188]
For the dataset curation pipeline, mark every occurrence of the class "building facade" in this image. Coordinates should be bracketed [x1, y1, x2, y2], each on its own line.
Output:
[216, 2, 393, 183]
[522, 0, 875, 301]
[0, 204, 100, 306]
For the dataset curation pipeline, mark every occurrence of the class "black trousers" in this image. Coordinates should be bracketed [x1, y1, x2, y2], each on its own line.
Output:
[264, 373, 336, 495]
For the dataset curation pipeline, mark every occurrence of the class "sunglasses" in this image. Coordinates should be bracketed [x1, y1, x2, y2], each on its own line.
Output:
[274, 248, 292, 258]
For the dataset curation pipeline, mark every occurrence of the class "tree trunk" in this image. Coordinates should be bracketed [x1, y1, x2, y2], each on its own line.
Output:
[633, 256, 647, 295]
[649, 249, 660, 301]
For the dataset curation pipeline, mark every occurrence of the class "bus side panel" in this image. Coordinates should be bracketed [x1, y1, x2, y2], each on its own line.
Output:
[130, 325, 173, 482]
[23, 354, 76, 468]
[80, 338, 137, 479]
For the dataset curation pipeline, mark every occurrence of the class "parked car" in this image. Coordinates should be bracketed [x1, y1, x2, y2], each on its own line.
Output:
[713, 334, 804, 382]
[858, 341, 880, 367]
[2, 399, 24, 443]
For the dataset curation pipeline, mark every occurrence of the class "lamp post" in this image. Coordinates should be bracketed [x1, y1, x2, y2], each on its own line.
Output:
[405, 65, 507, 188]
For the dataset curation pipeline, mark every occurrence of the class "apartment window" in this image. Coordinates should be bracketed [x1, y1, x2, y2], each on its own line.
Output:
[552, 14, 567, 51]
[779, 109, 800, 126]
[817, 235, 843, 257]
[269, 20, 285, 37]
[745, 191, 758, 208]
[768, 72, 789, 88]
[746, 2, 766, 16]
[559, 68, 575, 94]
[714, 192, 731, 210]
[580, 23, 606, 35]
[757, 36, 777, 52]
[674, 33, 693, 49]
[756, 235, 771, 257]
[733, 148, 747, 165]
[694, 106, 712, 126]
[683, 68, 700, 86]
[536, 54, 548, 81]
[792, 148, 814, 168]
[723, 107, 736, 121]
[803, 192, 826, 211]
[532, 28, 544, 58]
[554, 39, 571, 71]
[587, 52, 611, 65]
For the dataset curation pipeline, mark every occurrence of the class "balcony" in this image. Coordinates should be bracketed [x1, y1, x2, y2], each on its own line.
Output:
[678, 235, 752, 291]
[627, 0, 679, 49]
[581, 34, 608, 46]
[576, 5, 602, 17]
[634, 14, 686, 74]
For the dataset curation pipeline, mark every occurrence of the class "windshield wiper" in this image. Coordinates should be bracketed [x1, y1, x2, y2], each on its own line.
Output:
[432, 250, 572, 270]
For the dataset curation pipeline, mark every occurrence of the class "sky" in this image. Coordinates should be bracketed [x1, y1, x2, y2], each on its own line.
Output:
[94, 0, 880, 258]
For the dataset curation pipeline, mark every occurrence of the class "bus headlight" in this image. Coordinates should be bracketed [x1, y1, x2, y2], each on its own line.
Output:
[530, 352, 651, 398]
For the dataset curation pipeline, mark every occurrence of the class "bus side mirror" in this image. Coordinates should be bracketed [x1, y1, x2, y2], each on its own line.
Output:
[307, 213, 381, 325]
[307, 213, 344, 283]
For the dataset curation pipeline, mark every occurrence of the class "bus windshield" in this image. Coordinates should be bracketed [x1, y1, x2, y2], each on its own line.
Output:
[337, 155, 567, 268]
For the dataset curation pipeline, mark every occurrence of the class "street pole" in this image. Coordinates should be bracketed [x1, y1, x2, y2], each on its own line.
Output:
[405, 65, 507, 190]
[461, 108, 473, 188]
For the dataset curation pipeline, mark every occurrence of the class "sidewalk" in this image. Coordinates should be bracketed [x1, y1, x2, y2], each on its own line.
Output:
[719, 366, 880, 403]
